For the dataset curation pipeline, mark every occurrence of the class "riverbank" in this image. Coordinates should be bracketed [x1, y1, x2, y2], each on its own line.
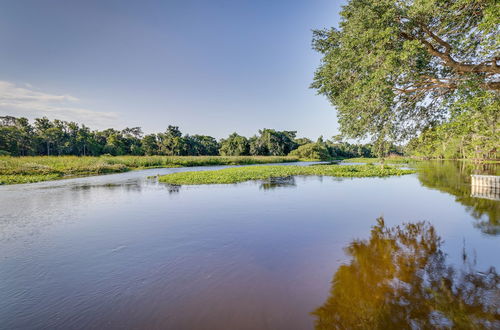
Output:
[0, 155, 299, 184]
[158, 164, 414, 185]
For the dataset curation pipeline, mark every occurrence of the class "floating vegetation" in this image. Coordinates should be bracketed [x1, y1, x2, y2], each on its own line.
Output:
[158, 164, 414, 185]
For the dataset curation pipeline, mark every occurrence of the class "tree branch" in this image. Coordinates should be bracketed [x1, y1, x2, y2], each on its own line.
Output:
[400, 29, 500, 75]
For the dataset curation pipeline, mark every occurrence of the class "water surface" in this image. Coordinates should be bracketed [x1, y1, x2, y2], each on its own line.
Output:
[0, 161, 498, 329]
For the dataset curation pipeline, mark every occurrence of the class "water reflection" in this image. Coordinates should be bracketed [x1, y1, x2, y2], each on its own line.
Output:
[163, 184, 180, 194]
[313, 218, 500, 329]
[69, 180, 182, 194]
[416, 161, 500, 235]
[259, 176, 297, 190]
[71, 182, 143, 192]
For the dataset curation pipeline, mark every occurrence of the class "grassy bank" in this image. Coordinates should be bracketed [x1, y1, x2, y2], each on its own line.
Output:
[158, 164, 415, 185]
[0, 155, 298, 185]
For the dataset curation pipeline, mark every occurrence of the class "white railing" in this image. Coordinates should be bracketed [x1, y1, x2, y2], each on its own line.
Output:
[471, 175, 500, 201]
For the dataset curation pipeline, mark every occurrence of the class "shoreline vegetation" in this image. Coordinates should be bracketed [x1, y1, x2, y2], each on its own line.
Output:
[344, 157, 500, 165]
[0, 155, 298, 185]
[157, 164, 415, 185]
[1, 155, 495, 186]
[342, 157, 413, 164]
[1, 116, 381, 160]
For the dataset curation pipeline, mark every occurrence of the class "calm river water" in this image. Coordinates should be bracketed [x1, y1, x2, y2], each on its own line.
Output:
[0, 161, 498, 329]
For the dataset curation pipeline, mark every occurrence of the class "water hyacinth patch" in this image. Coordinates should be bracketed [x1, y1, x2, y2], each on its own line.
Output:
[158, 164, 415, 185]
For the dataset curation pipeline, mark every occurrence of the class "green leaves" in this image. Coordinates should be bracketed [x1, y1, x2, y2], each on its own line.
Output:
[289, 142, 331, 160]
[406, 90, 500, 159]
[219, 133, 250, 156]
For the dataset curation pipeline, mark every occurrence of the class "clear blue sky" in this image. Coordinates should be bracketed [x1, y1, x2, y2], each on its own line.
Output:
[0, 0, 345, 139]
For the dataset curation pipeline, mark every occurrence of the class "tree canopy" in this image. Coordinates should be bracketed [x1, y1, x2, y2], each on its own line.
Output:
[0, 115, 380, 159]
[219, 133, 250, 156]
[312, 0, 499, 152]
[249, 129, 298, 156]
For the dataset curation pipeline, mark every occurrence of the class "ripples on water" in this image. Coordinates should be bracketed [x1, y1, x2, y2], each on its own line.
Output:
[0, 161, 498, 329]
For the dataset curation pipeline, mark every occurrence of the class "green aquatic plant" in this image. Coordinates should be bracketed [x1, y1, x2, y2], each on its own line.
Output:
[157, 164, 414, 185]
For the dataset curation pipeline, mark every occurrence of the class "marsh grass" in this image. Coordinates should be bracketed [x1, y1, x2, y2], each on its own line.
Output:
[0, 155, 298, 184]
[158, 164, 415, 185]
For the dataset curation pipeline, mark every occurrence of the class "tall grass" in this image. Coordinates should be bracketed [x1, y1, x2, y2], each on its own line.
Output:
[0, 155, 298, 184]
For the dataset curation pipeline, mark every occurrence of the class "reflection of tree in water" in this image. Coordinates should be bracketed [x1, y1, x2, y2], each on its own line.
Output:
[161, 184, 180, 194]
[72, 181, 181, 194]
[72, 182, 143, 192]
[416, 161, 500, 235]
[313, 218, 499, 329]
[259, 176, 296, 190]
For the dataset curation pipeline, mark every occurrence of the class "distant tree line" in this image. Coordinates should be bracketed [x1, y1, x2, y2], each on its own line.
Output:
[0, 116, 386, 159]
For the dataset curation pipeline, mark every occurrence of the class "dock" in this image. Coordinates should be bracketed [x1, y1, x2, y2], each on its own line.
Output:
[471, 175, 500, 201]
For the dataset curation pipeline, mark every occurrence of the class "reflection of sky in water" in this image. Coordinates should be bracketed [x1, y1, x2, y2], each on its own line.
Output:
[0, 163, 498, 329]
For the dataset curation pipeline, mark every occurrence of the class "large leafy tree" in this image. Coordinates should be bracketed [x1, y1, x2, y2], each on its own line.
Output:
[219, 133, 249, 156]
[312, 0, 499, 148]
[183, 135, 219, 156]
[249, 129, 298, 156]
[158, 125, 183, 156]
[0, 116, 34, 156]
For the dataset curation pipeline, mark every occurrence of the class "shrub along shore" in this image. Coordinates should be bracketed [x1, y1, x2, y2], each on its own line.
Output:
[158, 164, 415, 185]
[342, 157, 414, 164]
[0, 155, 298, 185]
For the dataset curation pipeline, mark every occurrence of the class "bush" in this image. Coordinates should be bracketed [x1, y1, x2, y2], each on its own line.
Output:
[289, 143, 331, 160]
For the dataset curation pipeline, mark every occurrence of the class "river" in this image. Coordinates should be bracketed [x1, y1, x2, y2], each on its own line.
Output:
[0, 160, 498, 329]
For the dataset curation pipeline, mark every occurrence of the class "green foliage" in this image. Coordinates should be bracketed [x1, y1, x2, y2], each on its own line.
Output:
[0, 116, 380, 159]
[219, 133, 249, 156]
[325, 140, 376, 159]
[290, 135, 381, 160]
[312, 0, 500, 154]
[183, 135, 219, 156]
[344, 156, 414, 164]
[289, 142, 331, 160]
[157, 125, 183, 155]
[406, 90, 500, 159]
[249, 129, 297, 156]
[294, 137, 313, 146]
[0, 155, 298, 185]
[158, 164, 414, 185]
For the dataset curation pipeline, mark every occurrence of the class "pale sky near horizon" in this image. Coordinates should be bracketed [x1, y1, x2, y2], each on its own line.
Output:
[0, 0, 345, 139]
